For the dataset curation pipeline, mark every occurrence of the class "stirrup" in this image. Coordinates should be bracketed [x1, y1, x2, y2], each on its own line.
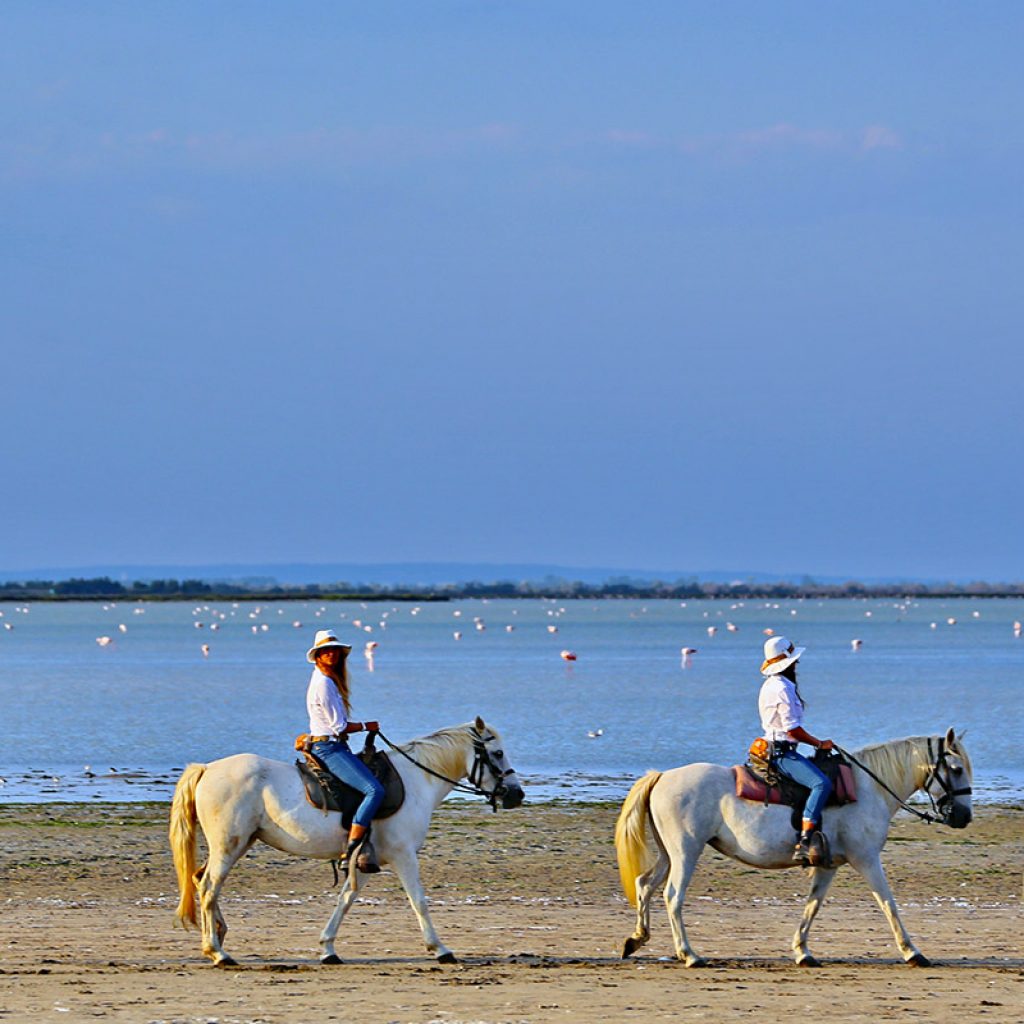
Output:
[338, 838, 361, 870]
[356, 838, 381, 874]
[807, 830, 832, 868]
[339, 834, 380, 874]
[794, 831, 831, 868]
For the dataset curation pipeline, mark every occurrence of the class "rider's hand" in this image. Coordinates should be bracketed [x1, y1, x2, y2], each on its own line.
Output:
[818, 738, 834, 751]
[364, 720, 380, 733]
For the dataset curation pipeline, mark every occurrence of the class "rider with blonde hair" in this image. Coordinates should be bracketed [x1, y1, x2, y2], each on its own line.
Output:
[758, 636, 834, 864]
[306, 629, 385, 871]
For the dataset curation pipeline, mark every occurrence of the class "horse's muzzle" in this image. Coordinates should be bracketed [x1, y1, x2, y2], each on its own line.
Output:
[946, 803, 972, 829]
[501, 783, 525, 810]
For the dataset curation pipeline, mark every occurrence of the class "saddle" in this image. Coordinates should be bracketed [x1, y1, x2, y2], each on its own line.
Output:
[733, 748, 857, 831]
[295, 737, 405, 828]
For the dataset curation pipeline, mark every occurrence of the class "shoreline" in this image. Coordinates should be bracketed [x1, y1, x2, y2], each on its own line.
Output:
[2, 767, 1023, 807]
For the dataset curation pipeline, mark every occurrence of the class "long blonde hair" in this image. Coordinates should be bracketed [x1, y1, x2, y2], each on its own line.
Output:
[316, 652, 352, 716]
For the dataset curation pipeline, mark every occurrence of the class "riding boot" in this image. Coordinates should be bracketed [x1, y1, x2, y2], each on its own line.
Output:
[338, 823, 366, 870]
[792, 832, 813, 864]
[356, 833, 380, 874]
[794, 826, 831, 868]
[794, 818, 816, 864]
[339, 824, 380, 874]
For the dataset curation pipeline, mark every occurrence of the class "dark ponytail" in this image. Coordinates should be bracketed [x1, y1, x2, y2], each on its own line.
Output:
[780, 662, 806, 708]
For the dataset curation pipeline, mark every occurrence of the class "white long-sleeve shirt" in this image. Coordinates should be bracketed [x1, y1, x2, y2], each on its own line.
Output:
[758, 674, 804, 742]
[307, 669, 349, 737]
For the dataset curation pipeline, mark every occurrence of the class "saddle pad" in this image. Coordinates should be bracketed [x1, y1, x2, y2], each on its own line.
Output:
[732, 763, 857, 807]
[296, 750, 405, 826]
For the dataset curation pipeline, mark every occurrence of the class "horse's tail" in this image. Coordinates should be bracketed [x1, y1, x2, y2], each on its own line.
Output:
[169, 762, 206, 929]
[615, 770, 662, 908]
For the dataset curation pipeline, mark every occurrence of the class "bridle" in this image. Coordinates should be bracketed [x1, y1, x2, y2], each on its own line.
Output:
[467, 733, 519, 811]
[920, 735, 973, 825]
[375, 729, 518, 811]
[836, 735, 971, 826]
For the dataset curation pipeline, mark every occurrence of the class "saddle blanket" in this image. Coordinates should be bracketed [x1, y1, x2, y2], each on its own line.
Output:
[732, 762, 857, 808]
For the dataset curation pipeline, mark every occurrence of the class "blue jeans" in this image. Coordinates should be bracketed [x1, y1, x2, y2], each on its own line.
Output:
[774, 747, 831, 828]
[311, 739, 385, 828]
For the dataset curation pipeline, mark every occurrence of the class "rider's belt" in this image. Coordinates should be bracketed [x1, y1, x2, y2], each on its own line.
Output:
[772, 740, 798, 753]
[309, 734, 346, 745]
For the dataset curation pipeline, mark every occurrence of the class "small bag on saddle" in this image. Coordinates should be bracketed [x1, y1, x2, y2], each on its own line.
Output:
[747, 737, 778, 785]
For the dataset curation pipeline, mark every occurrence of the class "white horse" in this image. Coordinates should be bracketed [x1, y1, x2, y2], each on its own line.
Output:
[170, 717, 523, 966]
[616, 728, 972, 967]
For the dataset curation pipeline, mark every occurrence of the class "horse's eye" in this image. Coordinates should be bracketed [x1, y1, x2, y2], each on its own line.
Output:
[493, 750, 503, 759]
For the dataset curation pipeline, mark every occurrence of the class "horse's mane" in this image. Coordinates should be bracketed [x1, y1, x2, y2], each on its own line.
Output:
[852, 735, 972, 793]
[852, 737, 923, 793]
[397, 722, 478, 780]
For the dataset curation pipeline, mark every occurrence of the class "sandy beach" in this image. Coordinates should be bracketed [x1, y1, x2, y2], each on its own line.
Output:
[0, 800, 1021, 1023]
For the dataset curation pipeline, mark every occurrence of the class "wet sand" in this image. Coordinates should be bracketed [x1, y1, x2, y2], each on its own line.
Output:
[0, 801, 1021, 1023]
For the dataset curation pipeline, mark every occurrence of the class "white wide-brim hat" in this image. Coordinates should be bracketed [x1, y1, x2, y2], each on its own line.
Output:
[760, 634, 805, 675]
[306, 629, 352, 663]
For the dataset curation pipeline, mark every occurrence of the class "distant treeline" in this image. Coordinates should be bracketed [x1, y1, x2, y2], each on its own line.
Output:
[2, 575, 1024, 601]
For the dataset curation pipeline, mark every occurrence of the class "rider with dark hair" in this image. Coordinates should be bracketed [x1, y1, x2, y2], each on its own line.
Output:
[758, 636, 834, 864]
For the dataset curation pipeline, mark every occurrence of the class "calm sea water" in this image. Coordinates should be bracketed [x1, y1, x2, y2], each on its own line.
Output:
[1, 597, 1022, 804]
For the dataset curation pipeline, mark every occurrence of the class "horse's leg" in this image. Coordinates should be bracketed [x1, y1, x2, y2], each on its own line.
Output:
[197, 837, 253, 966]
[388, 846, 456, 963]
[848, 851, 929, 966]
[792, 866, 837, 966]
[663, 834, 706, 966]
[622, 849, 668, 958]
[318, 874, 361, 964]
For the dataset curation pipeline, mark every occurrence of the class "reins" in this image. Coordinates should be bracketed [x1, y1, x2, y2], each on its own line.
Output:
[835, 737, 970, 826]
[374, 728, 514, 811]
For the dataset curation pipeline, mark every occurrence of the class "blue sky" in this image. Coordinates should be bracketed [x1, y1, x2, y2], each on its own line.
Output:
[3, 4, 1022, 580]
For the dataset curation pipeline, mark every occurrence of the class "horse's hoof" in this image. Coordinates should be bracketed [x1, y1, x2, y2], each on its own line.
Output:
[686, 957, 709, 968]
[215, 956, 238, 968]
[797, 955, 822, 968]
[320, 954, 343, 966]
[621, 937, 642, 959]
[906, 953, 931, 968]
[437, 952, 458, 964]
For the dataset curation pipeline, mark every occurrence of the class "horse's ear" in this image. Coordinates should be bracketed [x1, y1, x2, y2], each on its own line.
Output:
[945, 726, 957, 749]
[474, 715, 485, 734]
